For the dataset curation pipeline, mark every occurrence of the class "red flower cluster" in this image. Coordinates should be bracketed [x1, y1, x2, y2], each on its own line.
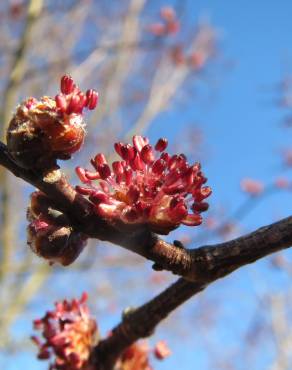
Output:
[76, 135, 211, 234]
[116, 340, 171, 370]
[56, 75, 98, 115]
[148, 6, 180, 36]
[6, 75, 98, 169]
[27, 191, 88, 265]
[32, 293, 98, 370]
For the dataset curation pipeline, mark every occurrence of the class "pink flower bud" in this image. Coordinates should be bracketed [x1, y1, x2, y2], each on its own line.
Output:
[55, 93, 67, 112]
[112, 161, 124, 176]
[7, 75, 99, 169]
[98, 164, 111, 179]
[140, 144, 155, 163]
[120, 144, 136, 161]
[155, 138, 168, 152]
[86, 89, 99, 110]
[60, 75, 75, 94]
[76, 166, 89, 183]
[92, 153, 108, 169]
[67, 94, 82, 114]
[32, 294, 97, 370]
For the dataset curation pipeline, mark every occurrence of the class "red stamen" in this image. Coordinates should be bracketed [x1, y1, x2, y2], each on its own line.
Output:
[86, 89, 99, 110]
[155, 138, 168, 152]
[60, 75, 75, 95]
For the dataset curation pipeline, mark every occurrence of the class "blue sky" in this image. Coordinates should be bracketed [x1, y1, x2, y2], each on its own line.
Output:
[150, 1, 292, 368]
[149, 0, 292, 231]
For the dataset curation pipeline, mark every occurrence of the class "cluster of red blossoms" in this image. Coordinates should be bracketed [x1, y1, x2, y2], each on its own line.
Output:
[32, 293, 98, 370]
[55, 75, 98, 115]
[148, 6, 180, 36]
[32, 293, 171, 370]
[76, 135, 211, 234]
[6, 75, 98, 169]
[27, 191, 88, 265]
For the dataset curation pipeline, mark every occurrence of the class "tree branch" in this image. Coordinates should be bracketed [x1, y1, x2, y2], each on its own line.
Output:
[0, 140, 292, 283]
[93, 278, 205, 370]
[91, 217, 292, 368]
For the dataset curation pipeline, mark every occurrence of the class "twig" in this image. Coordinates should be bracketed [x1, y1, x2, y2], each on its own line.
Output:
[0, 140, 292, 283]
[93, 278, 205, 369]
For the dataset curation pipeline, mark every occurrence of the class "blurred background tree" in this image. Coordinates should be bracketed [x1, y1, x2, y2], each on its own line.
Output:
[0, 0, 292, 369]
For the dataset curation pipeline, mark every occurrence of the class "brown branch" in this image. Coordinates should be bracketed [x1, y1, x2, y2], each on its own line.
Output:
[91, 220, 292, 369]
[0, 141, 292, 284]
[91, 217, 292, 368]
[93, 278, 205, 370]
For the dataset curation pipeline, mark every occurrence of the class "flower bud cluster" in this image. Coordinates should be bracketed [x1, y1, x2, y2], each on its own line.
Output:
[32, 294, 170, 370]
[32, 293, 98, 370]
[76, 135, 211, 234]
[7, 75, 98, 169]
[27, 191, 88, 265]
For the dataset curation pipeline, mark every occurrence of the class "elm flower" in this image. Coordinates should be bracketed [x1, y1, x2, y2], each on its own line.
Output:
[7, 75, 98, 169]
[32, 293, 98, 370]
[76, 135, 211, 234]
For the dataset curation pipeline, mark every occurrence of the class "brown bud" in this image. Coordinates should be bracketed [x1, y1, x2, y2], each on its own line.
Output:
[6, 97, 86, 169]
[27, 224, 87, 266]
[27, 191, 88, 265]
